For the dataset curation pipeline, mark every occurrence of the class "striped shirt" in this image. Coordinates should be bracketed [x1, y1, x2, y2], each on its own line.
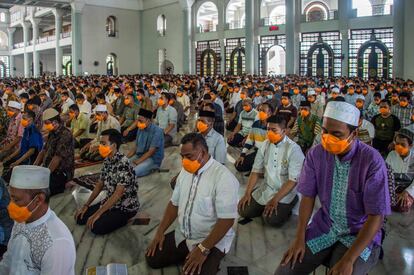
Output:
[241, 120, 267, 154]
[391, 104, 413, 128]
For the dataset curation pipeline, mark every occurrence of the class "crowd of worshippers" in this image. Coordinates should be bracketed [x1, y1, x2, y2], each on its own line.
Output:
[0, 75, 412, 274]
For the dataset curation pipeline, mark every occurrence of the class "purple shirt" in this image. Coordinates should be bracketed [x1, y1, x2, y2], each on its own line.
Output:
[298, 139, 391, 249]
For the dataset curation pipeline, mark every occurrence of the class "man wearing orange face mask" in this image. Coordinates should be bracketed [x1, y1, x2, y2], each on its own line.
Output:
[276, 101, 390, 275]
[238, 116, 304, 227]
[391, 92, 413, 128]
[120, 94, 140, 142]
[68, 104, 91, 149]
[228, 99, 257, 148]
[0, 165, 76, 274]
[146, 133, 239, 275]
[34, 108, 74, 196]
[371, 100, 401, 156]
[1, 111, 43, 183]
[126, 109, 164, 177]
[156, 93, 178, 147]
[276, 93, 298, 129]
[0, 101, 24, 162]
[386, 128, 414, 212]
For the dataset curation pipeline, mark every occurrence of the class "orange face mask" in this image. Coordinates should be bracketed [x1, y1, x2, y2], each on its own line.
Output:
[400, 101, 408, 107]
[69, 112, 76, 120]
[158, 99, 165, 106]
[356, 101, 364, 109]
[28, 105, 34, 111]
[240, 94, 247, 100]
[281, 99, 289, 106]
[196, 121, 209, 133]
[258, 111, 268, 121]
[395, 144, 410, 157]
[98, 144, 112, 158]
[124, 99, 131, 105]
[137, 122, 147, 130]
[362, 89, 368, 95]
[300, 110, 310, 118]
[44, 123, 54, 132]
[168, 100, 174, 106]
[267, 130, 283, 144]
[95, 114, 104, 121]
[255, 92, 261, 97]
[293, 89, 300, 95]
[137, 95, 143, 101]
[182, 155, 201, 174]
[177, 92, 183, 97]
[243, 105, 251, 112]
[348, 89, 355, 95]
[379, 107, 389, 115]
[321, 133, 352, 155]
[21, 118, 29, 128]
[7, 196, 39, 223]
[7, 110, 15, 117]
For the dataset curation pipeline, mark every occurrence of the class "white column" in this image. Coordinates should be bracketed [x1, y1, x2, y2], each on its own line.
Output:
[245, 0, 254, 74]
[30, 18, 41, 77]
[393, 0, 404, 78]
[22, 21, 30, 78]
[338, 0, 350, 76]
[182, 7, 191, 74]
[71, 2, 84, 76]
[7, 28, 16, 77]
[53, 9, 63, 76]
[217, 0, 226, 74]
[285, 0, 300, 74]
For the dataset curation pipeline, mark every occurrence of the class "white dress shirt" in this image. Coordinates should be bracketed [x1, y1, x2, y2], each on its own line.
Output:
[61, 97, 75, 114]
[252, 136, 305, 205]
[171, 158, 239, 253]
[0, 208, 76, 275]
[205, 128, 227, 164]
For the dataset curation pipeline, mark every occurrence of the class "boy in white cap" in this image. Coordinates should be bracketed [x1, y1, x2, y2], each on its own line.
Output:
[307, 89, 324, 118]
[0, 165, 76, 274]
[276, 101, 390, 275]
[0, 101, 24, 161]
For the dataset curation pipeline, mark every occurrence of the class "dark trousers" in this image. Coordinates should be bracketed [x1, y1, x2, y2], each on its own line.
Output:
[76, 203, 136, 235]
[121, 126, 138, 143]
[50, 171, 69, 196]
[0, 244, 7, 259]
[74, 138, 93, 149]
[227, 133, 245, 148]
[226, 119, 238, 132]
[80, 150, 103, 162]
[164, 134, 173, 148]
[274, 242, 381, 275]
[146, 231, 225, 275]
[235, 150, 257, 172]
[372, 138, 392, 157]
[239, 196, 298, 227]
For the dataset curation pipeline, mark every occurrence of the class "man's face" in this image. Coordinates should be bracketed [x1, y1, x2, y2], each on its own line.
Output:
[180, 143, 202, 162]
[395, 136, 411, 149]
[322, 117, 354, 141]
[267, 122, 285, 137]
[9, 186, 39, 209]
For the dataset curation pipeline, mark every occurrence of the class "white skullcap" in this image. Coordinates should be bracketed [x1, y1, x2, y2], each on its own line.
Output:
[95, 104, 107, 112]
[308, 89, 316, 96]
[10, 165, 50, 189]
[355, 94, 365, 101]
[42, 108, 59, 121]
[331, 87, 340, 93]
[323, 101, 360, 127]
[8, 101, 21, 110]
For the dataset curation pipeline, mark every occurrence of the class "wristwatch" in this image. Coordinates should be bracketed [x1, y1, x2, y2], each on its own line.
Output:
[197, 243, 211, 256]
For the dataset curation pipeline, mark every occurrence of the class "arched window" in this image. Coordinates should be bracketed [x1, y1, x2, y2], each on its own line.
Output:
[268, 5, 286, 25]
[106, 16, 116, 37]
[304, 2, 329, 22]
[0, 31, 8, 50]
[63, 56, 72, 76]
[157, 14, 167, 36]
[197, 2, 219, 33]
[352, 0, 393, 17]
[259, 35, 286, 75]
[106, 53, 117, 76]
[226, 0, 245, 30]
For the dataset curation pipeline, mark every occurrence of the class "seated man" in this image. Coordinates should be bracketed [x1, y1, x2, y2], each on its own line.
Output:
[235, 103, 273, 173]
[0, 177, 13, 258]
[227, 98, 257, 148]
[289, 101, 322, 153]
[76, 93, 92, 118]
[60, 91, 75, 114]
[176, 88, 190, 120]
[69, 104, 91, 149]
[275, 93, 297, 129]
[169, 94, 185, 132]
[238, 116, 304, 227]
[0, 101, 23, 161]
[196, 110, 226, 164]
[120, 94, 140, 143]
[385, 128, 414, 212]
[127, 109, 164, 177]
[34, 108, 75, 196]
[0, 166, 76, 274]
[75, 129, 139, 235]
[111, 86, 125, 119]
[275, 101, 390, 275]
[146, 133, 239, 275]
[155, 93, 178, 147]
[80, 105, 120, 161]
[2, 110, 43, 182]
[201, 94, 225, 136]
[226, 90, 245, 132]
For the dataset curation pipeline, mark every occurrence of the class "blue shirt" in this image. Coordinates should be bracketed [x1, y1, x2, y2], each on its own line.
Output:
[0, 178, 13, 246]
[135, 123, 164, 166]
[20, 124, 43, 164]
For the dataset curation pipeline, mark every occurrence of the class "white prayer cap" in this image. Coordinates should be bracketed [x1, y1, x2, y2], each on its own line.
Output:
[10, 165, 50, 189]
[42, 108, 59, 121]
[95, 104, 107, 112]
[355, 94, 365, 101]
[308, 89, 316, 96]
[331, 87, 340, 94]
[323, 101, 360, 127]
[8, 101, 21, 110]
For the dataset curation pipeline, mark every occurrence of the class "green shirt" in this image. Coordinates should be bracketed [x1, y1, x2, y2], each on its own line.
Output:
[121, 104, 140, 128]
[71, 112, 90, 141]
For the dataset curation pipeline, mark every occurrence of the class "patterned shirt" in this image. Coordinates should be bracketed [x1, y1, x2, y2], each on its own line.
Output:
[0, 107, 10, 141]
[238, 109, 258, 137]
[1, 113, 24, 147]
[43, 125, 75, 180]
[391, 104, 413, 128]
[100, 151, 139, 213]
[290, 114, 322, 148]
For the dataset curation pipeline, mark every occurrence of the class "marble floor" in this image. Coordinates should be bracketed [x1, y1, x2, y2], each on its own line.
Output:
[48, 119, 414, 275]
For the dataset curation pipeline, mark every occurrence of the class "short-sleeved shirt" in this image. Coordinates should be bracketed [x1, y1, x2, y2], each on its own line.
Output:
[121, 104, 140, 128]
[204, 128, 227, 164]
[386, 150, 414, 198]
[94, 115, 121, 144]
[1, 113, 24, 147]
[100, 151, 139, 212]
[297, 140, 391, 254]
[43, 125, 75, 180]
[371, 114, 401, 141]
[156, 105, 178, 137]
[252, 137, 305, 205]
[0, 107, 10, 141]
[134, 123, 164, 166]
[70, 113, 90, 141]
[20, 124, 43, 164]
[276, 104, 298, 126]
[238, 109, 258, 137]
[171, 158, 239, 253]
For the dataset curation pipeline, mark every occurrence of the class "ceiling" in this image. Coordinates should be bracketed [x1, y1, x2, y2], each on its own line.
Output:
[0, 0, 71, 10]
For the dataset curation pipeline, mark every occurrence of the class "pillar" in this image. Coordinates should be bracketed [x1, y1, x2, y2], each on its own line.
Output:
[338, 0, 351, 76]
[30, 18, 41, 77]
[285, 0, 300, 75]
[393, 0, 404, 78]
[217, 0, 226, 74]
[71, 2, 84, 76]
[53, 9, 63, 76]
[7, 28, 16, 77]
[182, 8, 191, 74]
[245, 0, 254, 74]
[22, 21, 30, 78]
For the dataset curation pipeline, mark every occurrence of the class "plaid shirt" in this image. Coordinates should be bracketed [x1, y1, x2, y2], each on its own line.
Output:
[391, 105, 413, 128]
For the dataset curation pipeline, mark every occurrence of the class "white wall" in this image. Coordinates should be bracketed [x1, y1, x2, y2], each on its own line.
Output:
[404, 0, 414, 80]
[140, 1, 184, 74]
[14, 54, 24, 77]
[81, 5, 141, 75]
[39, 52, 56, 74]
